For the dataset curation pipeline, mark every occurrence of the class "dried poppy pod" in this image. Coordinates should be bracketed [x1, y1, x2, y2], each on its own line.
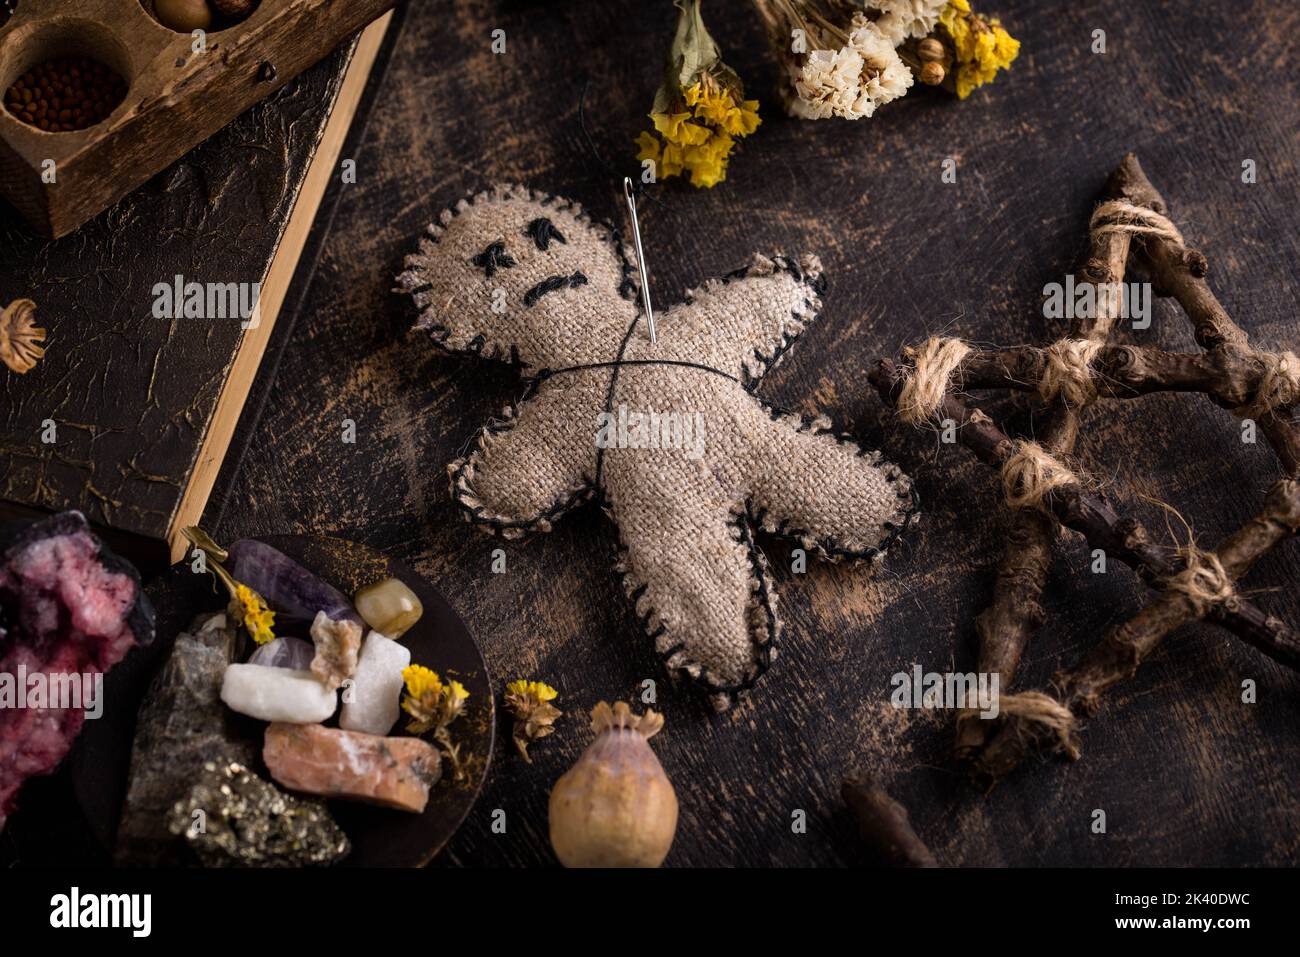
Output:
[548, 701, 678, 867]
[0, 299, 46, 373]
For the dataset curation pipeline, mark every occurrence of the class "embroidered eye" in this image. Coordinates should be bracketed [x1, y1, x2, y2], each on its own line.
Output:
[471, 239, 516, 278]
[524, 217, 567, 251]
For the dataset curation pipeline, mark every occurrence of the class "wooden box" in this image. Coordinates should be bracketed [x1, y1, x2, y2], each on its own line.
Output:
[0, 0, 395, 237]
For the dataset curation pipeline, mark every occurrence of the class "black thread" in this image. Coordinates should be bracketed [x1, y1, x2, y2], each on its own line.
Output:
[523, 271, 588, 307]
[536, 357, 740, 384]
[593, 315, 644, 490]
[525, 217, 566, 250]
[471, 239, 516, 278]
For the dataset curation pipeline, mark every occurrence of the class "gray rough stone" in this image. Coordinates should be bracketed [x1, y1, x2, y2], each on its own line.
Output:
[114, 612, 258, 865]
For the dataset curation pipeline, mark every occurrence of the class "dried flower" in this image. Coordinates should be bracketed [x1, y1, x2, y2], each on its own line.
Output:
[180, 526, 277, 647]
[938, 0, 1019, 99]
[504, 679, 563, 762]
[790, 16, 912, 120]
[869, 0, 948, 43]
[751, 0, 1017, 110]
[402, 664, 470, 781]
[234, 583, 276, 646]
[0, 298, 46, 374]
[752, 1, 914, 120]
[635, 0, 760, 188]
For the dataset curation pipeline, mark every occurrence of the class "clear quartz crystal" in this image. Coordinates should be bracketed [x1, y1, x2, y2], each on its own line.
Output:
[354, 577, 423, 638]
[248, 636, 315, 670]
[339, 631, 410, 735]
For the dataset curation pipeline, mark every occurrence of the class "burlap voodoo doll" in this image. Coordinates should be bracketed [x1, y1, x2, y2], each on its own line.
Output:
[398, 185, 915, 709]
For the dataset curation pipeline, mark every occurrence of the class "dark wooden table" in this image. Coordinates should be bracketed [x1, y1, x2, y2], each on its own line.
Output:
[24, 0, 1300, 867]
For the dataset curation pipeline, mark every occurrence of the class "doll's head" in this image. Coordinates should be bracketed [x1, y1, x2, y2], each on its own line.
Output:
[399, 185, 638, 370]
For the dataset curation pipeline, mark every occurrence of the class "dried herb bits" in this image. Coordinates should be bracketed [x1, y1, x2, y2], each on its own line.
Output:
[4, 57, 127, 133]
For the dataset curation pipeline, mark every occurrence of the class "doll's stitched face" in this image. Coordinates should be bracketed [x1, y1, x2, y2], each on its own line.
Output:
[406, 189, 639, 365]
[434, 193, 626, 324]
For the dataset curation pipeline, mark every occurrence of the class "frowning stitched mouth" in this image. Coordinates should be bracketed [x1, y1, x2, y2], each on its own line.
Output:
[523, 271, 588, 307]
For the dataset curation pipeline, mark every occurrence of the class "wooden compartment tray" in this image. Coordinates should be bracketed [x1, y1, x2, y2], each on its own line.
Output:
[0, 0, 395, 237]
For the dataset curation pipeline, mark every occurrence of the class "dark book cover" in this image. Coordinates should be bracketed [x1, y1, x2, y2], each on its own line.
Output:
[0, 10, 400, 573]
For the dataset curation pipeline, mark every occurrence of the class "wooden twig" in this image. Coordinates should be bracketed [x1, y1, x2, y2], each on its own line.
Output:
[870, 358, 1300, 672]
[841, 775, 938, 867]
[1120, 153, 1300, 477]
[957, 161, 1138, 753]
[976, 477, 1300, 781]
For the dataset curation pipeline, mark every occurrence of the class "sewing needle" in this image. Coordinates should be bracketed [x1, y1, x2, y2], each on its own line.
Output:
[623, 177, 656, 343]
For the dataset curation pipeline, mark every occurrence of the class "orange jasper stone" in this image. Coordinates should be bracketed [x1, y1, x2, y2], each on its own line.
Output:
[263, 723, 441, 813]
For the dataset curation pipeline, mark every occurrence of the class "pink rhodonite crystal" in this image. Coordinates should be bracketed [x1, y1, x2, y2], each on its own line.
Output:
[0, 512, 151, 830]
[262, 723, 441, 813]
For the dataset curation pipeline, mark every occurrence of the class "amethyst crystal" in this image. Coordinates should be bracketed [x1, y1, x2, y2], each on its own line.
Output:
[226, 539, 361, 634]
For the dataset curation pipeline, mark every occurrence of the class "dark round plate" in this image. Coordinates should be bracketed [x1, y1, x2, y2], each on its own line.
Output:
[71, 534, 493, 867]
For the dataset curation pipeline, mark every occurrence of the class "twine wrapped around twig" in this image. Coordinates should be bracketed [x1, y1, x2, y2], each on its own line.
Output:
[1000, 440, 1080, 512]
[1236, 349, 1300, 420]
[1166, 547, 1234, 618]
[995, 691, 1080, 759]
[897, 336, 971, 425]
[1039, 338, 1104, 407]
[1089, 200, 1185, 247]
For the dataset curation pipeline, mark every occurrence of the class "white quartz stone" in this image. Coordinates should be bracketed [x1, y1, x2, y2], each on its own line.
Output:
[220, 663, 337, 723]
[339, 631, 410, 735]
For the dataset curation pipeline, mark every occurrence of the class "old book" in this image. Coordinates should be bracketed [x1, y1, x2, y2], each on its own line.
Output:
[0, 11, 398, 572]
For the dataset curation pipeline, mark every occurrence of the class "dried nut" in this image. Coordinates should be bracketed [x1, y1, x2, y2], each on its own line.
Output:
[153, 0, 213, 32]
[0, 299, 46, 374]
[916, 37, 945, 62]
[920, 61, 946, 86]
[211, 0, 256, 17]
[354, 577, 423, 639]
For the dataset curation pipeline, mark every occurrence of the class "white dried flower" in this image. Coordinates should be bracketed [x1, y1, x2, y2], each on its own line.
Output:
[849, 17, 914, 101]
[792, 18, 912, 121]
[868, 0, 948, 43]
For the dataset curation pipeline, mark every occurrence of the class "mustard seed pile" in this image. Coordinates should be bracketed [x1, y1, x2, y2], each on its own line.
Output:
[4, 57, 127, 133]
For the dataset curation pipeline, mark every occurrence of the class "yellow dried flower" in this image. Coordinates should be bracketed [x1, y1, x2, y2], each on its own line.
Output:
[504, 679, 563, 762]
[402, 664, 471, 780]
[402, 664, 442, 702]
[634, 2, 759, 189]
[506, 679, 558, 702]
[939, 0, 1019, 99]
[404, 666, 467, 734]
[234, 583, 275, 645]
[651, 110, 711, 146]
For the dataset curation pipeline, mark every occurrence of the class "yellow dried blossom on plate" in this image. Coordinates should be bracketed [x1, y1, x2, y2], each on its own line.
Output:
[635, 0, 760, 189]
[402, 664, 470, 781]
[233, 583, 276, 646]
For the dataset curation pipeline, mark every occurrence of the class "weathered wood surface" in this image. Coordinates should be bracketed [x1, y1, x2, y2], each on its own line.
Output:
[203, 0, 1300, 867]
[0, 0, 397, 236]
[10, 0, 1300, 867]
